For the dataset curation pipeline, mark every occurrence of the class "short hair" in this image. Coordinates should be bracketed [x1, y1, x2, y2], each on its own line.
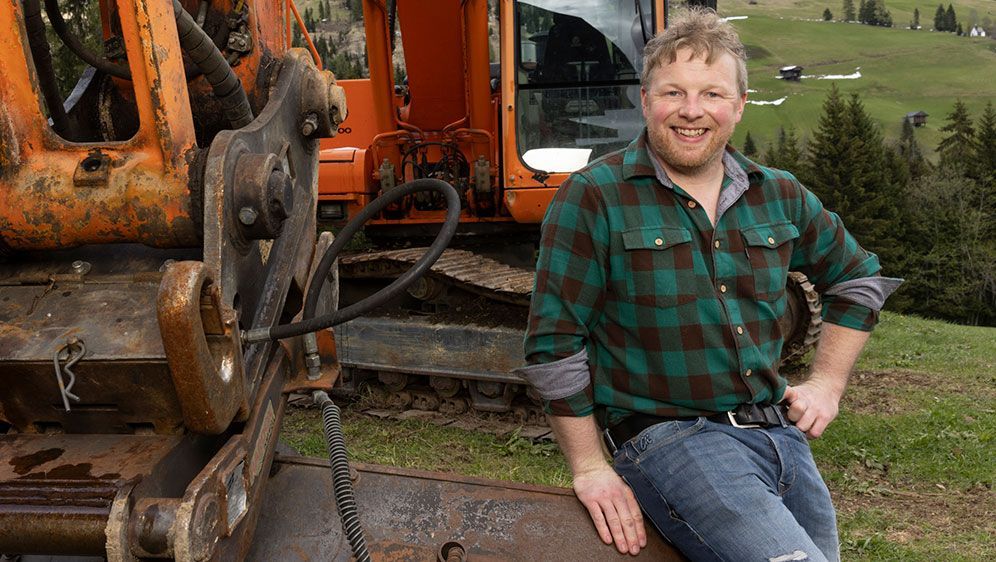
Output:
[641, 7, 748, 96]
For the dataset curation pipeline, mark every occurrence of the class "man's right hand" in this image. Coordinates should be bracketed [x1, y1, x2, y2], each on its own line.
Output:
[573, 463, 647, 556]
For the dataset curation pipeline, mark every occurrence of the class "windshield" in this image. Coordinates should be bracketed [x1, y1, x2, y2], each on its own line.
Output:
[515, 0, 654, 172]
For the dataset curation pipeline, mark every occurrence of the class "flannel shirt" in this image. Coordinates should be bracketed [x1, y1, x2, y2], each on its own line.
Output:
[521, 132, 895, 426]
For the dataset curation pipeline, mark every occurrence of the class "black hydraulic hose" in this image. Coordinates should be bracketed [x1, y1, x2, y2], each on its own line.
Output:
[172, 0, 254, 128]
[44, 0, 250, 127]
[44, 0, 131, 80]
[23, 0, 70, 135]
[315, 391, 371, 562]
[256, 178, 461, 342]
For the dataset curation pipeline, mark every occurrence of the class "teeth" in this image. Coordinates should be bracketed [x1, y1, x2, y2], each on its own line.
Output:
[675, 128, 707, 137]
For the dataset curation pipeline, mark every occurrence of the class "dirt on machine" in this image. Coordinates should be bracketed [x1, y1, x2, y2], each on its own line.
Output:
[0, 0, 690, 559]
[319, 0, 822, 419]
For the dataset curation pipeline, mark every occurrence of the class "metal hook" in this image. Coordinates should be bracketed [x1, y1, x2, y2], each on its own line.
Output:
[53, 337, 86, 412]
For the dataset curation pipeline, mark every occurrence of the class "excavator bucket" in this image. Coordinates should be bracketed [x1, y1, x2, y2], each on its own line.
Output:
[250, 456, 685, 561]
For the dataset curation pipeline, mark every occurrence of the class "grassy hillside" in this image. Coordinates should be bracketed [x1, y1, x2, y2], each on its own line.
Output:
[721, 0, 996, 29]
[728, 14, 996, 154]
[282, 312, 996, 561]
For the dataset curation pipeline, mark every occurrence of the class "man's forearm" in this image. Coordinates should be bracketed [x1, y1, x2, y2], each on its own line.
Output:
[808, 322, 872, 397]
[784, 321, 871, 438]
[546, 414, 610, 475]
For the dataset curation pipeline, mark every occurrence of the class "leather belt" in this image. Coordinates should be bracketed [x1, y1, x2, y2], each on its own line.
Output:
[604, 403, 791, 454]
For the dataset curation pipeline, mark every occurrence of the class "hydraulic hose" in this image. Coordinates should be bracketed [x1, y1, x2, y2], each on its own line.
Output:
[314, 390, 371, 562]
[43, 0, 252, 128]
[247, 178, 461, 342]
[172, 0, 254, 128]
[24, 0, 70, 135]
[44, 0, 131, 80]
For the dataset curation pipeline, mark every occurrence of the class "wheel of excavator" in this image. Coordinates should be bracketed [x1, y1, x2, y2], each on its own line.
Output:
[378, 372, 409, 392]
[430, 376, 462, 398]
[780, 272, 823, 367]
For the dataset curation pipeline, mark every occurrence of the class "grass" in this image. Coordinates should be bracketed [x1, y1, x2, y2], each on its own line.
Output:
[728, 15, 996, 154]
[721, 0, 996, 28]
[280, 311, 996, 560]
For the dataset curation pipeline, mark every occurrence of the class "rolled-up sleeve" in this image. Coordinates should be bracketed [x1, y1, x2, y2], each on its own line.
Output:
[520, 173, 610, 416]
[791, 185, 902, 331]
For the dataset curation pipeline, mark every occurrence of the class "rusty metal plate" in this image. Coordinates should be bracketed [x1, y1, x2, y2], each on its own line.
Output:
[335, 316, 525, 383]
[248, 457, 684, 561]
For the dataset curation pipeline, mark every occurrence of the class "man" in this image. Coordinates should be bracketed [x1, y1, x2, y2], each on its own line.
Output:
[518, 8, 902, 562]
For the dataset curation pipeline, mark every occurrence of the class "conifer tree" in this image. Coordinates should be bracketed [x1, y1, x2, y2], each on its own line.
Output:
[945, 4, 957, 31]
[858, 0, 869, 23]
[934, 4, 946, 30]
[823, 8, 834, 21]
[804, 85, 901, 272]
[956, 22, 963, 35]
[763, 142, 779, 168]
[937, 100, 977, 174]
[776, 127, 804, 172]
[842, 0, 856, 21]
[898, 118, 929, 180]
[743, 131, 758, 157]
[912, 7, 920, 28]
[976, 102, 996, 183]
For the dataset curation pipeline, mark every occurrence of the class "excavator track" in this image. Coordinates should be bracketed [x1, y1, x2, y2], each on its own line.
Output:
[335, 248, 823, 419]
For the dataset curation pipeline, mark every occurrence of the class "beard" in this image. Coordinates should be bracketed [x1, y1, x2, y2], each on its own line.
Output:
[646, 121, 733, 177]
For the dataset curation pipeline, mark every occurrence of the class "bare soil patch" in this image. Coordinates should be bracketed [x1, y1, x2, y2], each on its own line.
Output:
[841, 370, 935, 415]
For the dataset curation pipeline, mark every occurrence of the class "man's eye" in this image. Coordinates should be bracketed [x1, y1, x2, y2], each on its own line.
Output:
[704, 92, 721, 98]
[664, 91, 682, 97]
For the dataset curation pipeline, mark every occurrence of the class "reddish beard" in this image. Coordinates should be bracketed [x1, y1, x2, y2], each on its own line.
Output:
[646, 122, 731, 176]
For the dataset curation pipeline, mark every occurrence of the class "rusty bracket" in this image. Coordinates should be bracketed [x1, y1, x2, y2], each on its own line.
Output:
[157, 261, 248, 435]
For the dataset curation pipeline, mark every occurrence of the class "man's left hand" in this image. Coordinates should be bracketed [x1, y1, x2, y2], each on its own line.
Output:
[781, 379, 843, 439]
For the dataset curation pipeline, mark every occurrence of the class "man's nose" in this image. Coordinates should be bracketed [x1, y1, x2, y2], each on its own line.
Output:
[677, 95, 706, 119]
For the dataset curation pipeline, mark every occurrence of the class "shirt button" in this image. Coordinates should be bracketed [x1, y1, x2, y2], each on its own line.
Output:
[745, 369, 753, 377]
[736, 326, 744, 335]
[654, 238, 664, 246]
[714, 240, 721, 249]
[767, 236, 776, 245]
[719, 284, 728, 293]
[687, 200, 697, 208]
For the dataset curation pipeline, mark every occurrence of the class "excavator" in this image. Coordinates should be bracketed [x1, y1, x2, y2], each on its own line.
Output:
[318, 0, 821, 417]
[0, 0, 686, 559]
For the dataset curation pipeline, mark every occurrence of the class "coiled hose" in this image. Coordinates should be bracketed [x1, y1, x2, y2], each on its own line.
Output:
[247, 179, 461, 561]
[315, 390, 371, 562]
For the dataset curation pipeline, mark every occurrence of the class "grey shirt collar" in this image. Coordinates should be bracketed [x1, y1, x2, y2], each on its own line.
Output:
[648, 149, 751, 219]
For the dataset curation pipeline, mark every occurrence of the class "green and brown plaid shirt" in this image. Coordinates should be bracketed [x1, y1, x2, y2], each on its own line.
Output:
[520, 132, 896, 426]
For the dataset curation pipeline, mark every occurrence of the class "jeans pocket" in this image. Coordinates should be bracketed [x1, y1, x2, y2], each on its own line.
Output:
[625, 417, 706, 461]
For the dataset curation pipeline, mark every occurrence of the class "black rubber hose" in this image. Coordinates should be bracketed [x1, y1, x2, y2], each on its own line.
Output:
[316, 391, 371, 562]
[43, 0, 131, 79]
[23, 0, 70, 135]
[172, 0, 253, 128]
[262, 178, 461, 341]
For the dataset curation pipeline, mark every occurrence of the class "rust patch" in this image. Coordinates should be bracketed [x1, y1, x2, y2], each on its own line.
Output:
[9, 447, 64, 475]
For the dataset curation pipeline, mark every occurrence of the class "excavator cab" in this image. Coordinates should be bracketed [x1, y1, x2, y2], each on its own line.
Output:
[516, 0, 655, 172]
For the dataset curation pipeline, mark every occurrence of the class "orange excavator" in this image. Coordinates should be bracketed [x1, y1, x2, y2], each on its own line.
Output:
[318, 0, 820, 416]
[0, 0, 684, 559]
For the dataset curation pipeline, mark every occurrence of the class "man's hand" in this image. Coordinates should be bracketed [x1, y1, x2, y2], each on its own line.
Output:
[782, 379, 842, 439]
[573, 463, 647, 555]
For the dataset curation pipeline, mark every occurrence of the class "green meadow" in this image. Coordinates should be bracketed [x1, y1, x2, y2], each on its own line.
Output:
[720, 12, 996, 155]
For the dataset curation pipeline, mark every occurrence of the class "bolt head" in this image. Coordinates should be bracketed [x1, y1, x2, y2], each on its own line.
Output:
[71, 260, 91, 275]
[238, 207, 258, 226]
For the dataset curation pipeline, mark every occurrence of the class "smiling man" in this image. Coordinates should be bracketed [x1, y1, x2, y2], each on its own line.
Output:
[518, 8, 902, 561]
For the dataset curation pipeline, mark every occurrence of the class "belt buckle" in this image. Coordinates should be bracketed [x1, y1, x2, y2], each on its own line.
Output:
[727, 410, 761, 429]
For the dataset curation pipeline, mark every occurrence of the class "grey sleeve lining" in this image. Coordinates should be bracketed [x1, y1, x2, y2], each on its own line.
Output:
[514, 349, 591, 401]
[824, 276, 904, 311]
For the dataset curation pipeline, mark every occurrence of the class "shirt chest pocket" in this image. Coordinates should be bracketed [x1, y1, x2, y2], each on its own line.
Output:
[621, 226, 696, 308]
[741, 222, 799, 301]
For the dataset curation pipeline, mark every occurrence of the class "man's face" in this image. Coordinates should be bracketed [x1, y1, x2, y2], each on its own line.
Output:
[641, 49, 747, 175]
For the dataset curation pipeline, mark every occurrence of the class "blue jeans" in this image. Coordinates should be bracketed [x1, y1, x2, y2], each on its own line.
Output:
[612, 418, 839, 562]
